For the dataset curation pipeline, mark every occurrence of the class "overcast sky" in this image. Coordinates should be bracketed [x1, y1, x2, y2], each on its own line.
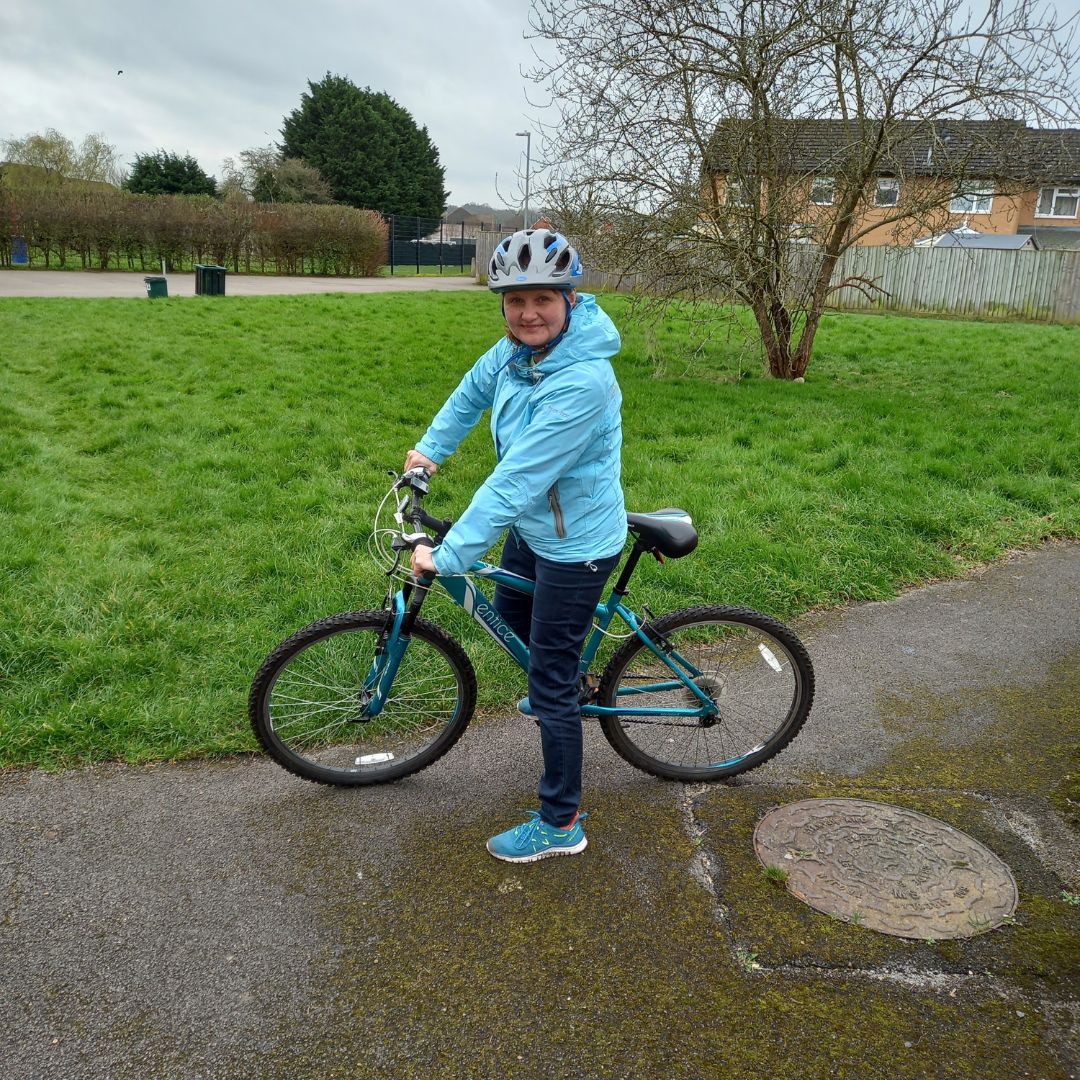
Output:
[0, 0, 550, 208]
[3, 1, 1079, 212]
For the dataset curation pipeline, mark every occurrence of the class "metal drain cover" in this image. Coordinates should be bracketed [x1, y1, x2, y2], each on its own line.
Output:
[753, 798, 1018, 939]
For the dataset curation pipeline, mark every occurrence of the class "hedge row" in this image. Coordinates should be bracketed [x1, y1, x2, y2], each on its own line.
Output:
[0, 190, 388, 276]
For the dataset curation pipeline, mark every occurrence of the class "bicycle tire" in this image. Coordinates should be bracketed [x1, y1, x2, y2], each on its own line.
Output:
[597, 605, 813, 782]
[249, 610, 477, 787]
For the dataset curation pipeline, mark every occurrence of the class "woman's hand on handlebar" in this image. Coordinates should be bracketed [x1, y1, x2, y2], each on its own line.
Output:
[404, 450, 437, 475]
[410, 544, 438, 578]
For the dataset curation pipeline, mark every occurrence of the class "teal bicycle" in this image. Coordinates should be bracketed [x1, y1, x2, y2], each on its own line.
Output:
[249, 469, 814, 787]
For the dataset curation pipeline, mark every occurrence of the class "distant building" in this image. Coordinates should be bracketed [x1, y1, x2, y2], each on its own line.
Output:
[425, 207, 531, 243]
[706, 119, 1080, 247]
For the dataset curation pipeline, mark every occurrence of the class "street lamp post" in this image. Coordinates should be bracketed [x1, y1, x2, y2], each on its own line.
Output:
[515, 130, 531, 227]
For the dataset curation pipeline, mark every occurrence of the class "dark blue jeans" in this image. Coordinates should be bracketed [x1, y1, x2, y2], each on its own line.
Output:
[494, 529, 621, 827]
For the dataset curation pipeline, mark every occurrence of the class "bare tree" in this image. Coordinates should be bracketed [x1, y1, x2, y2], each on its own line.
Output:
[2, 129, 122, 186]
[76, 133, 125, 186]
[220, 145, 333, 204]
[528, 0, 1080, 378]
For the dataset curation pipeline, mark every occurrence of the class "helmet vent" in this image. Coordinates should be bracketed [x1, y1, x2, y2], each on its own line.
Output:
[485, 228, 582, 292]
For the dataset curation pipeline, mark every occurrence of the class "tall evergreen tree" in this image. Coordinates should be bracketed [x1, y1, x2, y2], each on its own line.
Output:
[280, 74, 446, 218]
[124, 151, 217, 196]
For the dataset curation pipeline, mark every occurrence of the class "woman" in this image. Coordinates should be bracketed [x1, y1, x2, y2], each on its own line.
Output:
[405, 228, 627, 864]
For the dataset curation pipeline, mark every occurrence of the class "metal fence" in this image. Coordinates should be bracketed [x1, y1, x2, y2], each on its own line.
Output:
[387, 215, 476, 274]
[474, 232, 1080, 323]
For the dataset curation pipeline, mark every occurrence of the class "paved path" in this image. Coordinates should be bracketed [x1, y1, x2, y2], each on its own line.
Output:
[0, 268, 480, 299]
[2, 543, 1078, 1079]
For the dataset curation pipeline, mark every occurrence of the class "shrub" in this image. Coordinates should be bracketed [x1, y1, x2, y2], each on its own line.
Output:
[0, 189, 387, 275]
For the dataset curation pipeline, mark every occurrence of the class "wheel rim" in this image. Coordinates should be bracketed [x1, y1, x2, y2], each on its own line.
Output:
[264, 625, 463, 777]
[610, 618, 804, 772]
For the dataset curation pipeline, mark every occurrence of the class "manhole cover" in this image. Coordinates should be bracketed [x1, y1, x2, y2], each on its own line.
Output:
[753, 799, 1018, 939]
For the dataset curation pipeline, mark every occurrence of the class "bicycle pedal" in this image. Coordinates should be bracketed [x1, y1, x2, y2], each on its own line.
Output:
[578, 673, 600, 705]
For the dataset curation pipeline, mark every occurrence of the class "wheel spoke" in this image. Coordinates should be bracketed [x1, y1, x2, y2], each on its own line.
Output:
[599, 609, 812, 780]
[251, 614, 475, 785]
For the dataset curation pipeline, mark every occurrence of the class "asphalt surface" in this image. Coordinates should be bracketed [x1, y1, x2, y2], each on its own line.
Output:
[3, 543, 1078, 1078]
[0, 268, 480, 299]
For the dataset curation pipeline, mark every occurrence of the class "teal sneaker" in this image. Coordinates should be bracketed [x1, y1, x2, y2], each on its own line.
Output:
[486, 811, 588, 863]
[517, 697, 540, 727]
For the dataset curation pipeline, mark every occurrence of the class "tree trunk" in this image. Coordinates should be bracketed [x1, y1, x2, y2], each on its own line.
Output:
[752, 299, 795, 379]
[791, 249, 843, 378]
[792, 310, 822, 378]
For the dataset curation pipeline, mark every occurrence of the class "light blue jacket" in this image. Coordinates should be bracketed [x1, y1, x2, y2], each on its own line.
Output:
[416, 293, 627, 576]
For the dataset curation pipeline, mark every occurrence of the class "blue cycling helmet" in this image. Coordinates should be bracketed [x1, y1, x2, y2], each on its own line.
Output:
[488, 229, 584, 292]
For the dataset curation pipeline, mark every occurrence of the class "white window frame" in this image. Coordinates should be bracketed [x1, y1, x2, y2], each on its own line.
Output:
[725, 178, 754, 207]
[874, 178, 900, 208]
[950, 185, 994, 215]
[810, 176, 835, 206]
[1035, 186, 1080, 219]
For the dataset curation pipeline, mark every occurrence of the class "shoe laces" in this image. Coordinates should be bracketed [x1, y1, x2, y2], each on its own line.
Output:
[513, 811, 546, 849]
[512, 811, 585, 849]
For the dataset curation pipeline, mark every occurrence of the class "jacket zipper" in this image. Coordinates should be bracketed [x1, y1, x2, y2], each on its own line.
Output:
[548, 483, 567, 538]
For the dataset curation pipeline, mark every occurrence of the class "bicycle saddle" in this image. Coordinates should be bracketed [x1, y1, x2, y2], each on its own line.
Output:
[626, 508, 699, 558]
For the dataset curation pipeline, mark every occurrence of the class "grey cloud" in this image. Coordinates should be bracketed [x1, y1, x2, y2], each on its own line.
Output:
[2, 0, 544, 207]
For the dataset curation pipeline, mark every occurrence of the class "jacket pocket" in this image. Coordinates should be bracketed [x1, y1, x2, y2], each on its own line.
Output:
[548, 483, 567, 538]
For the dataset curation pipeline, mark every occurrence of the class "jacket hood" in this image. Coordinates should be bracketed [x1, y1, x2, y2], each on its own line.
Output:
[505, 293, 620, 381]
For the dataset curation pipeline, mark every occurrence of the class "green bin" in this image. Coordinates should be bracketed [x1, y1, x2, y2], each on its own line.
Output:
[144, 276, 168, 299]
[195, 264, 226, 296]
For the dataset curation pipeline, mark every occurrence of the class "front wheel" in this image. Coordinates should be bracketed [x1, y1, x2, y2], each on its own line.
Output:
[249, 610, 477, 786]
[597, 606, 813, 782]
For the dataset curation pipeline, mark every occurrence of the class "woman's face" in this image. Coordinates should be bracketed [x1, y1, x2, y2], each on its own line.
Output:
[503, 288, 576, 349]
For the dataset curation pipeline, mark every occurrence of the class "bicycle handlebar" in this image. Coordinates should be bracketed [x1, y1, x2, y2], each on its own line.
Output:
[393, 468, 454, 546]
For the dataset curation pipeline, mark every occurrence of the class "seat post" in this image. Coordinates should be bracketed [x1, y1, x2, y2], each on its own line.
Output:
[611, 541, 647, 596]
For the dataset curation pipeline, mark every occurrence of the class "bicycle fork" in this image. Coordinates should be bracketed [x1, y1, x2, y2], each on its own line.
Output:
[360, 578, 431, 718]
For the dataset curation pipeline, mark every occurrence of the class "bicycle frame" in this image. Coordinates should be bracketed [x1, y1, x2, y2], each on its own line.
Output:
[363, 555, 720, 722]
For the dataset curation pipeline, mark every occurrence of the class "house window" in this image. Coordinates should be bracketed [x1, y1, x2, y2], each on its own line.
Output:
[810, 177, 835, 205]
[874, 178, 900, 207]
[1035, 187, 1080, 218]
[950, 185, 994, 215]
[725, 179, 754, 206]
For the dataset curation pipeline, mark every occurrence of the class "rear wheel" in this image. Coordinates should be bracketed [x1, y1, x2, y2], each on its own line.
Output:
[597, 606, 813, 781]
[249, 611, 476, 786]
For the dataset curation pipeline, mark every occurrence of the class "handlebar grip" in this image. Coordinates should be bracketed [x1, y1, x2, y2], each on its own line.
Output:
[416, 508, 453, 536]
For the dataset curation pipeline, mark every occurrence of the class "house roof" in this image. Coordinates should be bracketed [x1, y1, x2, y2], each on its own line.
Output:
[930, 232, 1038, 250]
[445, 205, 527, 231]
[1021, 129, 1080, 184]
[707, 120, 1080, 184]
[1018, 225, 1080, 250]
[445, 207, 479, 225]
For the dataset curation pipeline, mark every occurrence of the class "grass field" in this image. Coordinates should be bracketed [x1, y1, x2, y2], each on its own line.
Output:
[1, 290, 1076, 768]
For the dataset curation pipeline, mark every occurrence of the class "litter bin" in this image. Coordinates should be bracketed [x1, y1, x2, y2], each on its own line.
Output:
[144, 276, 168, 299]
[194, 264, 226, 295]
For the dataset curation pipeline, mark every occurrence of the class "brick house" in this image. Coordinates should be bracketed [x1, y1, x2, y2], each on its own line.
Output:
[707, 119, 1080, 249]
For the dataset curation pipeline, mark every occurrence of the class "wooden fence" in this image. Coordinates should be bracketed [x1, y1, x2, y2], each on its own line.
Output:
[828, 245, 1080, 323]
[475, 232, 1080, 323]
